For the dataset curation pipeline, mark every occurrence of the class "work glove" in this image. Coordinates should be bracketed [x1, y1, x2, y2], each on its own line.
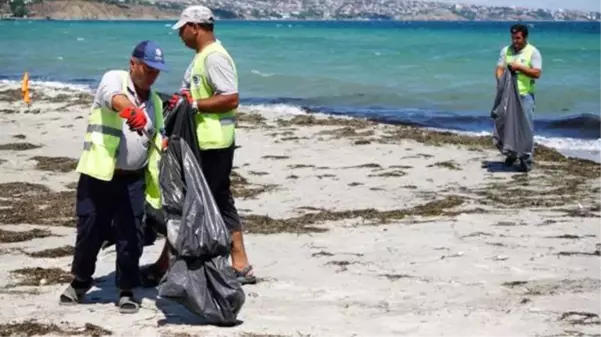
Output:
[168, 89, 194, 109]
[118, 106, 147, 131]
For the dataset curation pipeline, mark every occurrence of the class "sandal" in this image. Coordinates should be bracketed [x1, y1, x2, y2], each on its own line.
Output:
[118, 293, 140, 314]
[232, 265, 257, 285]
[59, 283, 91, 305]
[139, 263, 165, 288]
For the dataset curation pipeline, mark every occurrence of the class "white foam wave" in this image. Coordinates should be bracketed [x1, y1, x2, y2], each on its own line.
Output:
[1, 80, 597, 162]
[0, 79, 92, 93]
[250, 69, 273, 77]
[240, 103, 308, 119]
[435, 128, 601, 162]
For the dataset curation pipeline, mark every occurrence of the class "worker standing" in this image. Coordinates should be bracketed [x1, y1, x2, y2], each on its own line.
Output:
[59, 40, 168, 314]
[495, 24, 542, 172]
[140, 5, 256, 286]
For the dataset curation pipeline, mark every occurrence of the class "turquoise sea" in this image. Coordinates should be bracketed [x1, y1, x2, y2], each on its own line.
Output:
[1, 20, 599, 159]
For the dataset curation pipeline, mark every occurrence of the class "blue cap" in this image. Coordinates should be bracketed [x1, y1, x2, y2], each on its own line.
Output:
[132, 40, 168, 71]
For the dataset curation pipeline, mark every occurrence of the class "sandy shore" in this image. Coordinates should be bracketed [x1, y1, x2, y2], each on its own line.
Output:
[0, 82, 599, 337]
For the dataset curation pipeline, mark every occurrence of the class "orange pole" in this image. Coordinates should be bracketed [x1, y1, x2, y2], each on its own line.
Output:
[22, 72, 31, 107]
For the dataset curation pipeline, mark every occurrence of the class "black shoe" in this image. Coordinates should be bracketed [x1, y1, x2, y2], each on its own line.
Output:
[519, 158, 533, 172]
[504, 156, 517, 166]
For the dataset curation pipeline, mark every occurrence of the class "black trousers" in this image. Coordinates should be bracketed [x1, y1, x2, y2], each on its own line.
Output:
[199, 144, 242, 232]
[71, 171, 146, 290]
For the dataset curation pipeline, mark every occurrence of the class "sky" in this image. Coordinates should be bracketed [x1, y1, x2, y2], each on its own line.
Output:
[420, 0, 601, 12]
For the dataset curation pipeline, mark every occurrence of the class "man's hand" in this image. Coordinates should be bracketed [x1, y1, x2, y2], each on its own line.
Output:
[118, 106, 147, 131]
[508, 61, 523, 72]
[168, 90, 194, 109]
[508, 62, 541, 79]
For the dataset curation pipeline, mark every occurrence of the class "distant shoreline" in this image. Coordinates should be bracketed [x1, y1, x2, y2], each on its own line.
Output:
[1, 17, 600, 23]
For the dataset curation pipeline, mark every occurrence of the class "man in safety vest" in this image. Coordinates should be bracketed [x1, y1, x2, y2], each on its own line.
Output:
[495, 23, 542, 172]
[59, 40, 168, 314]
[140, 5, 256, 286]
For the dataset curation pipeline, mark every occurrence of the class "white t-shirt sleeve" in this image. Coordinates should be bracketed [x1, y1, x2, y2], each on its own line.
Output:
[96, 70, 125, 110]
[204, 52, 238, 95]
[497, 46, 508, 67]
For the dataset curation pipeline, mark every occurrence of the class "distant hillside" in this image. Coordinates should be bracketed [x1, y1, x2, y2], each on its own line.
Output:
[0, 0, 598, 21]
[10, 0, 180, 20]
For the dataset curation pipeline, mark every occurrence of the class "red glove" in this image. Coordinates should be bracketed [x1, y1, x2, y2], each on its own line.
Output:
[118, 106, 147, 131]
[168, 90, 194, 109]
[161, 137, 168, 151]
[181, 90, 193, 104]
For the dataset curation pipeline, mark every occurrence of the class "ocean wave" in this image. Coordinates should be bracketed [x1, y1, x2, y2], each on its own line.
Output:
[250, 69, 274, 77]
[1, 78, 598, 162]
[0, 78, 92, 93]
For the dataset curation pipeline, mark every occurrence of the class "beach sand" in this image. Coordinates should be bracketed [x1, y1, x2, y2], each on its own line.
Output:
[0, 82, 599, 337]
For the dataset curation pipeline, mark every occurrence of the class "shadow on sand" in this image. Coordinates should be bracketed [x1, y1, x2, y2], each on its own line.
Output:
[84, 271, 243, 327]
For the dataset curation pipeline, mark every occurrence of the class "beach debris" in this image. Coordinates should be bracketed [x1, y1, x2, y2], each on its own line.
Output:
[0, 320, 112, 336]
[30, 156, 78, 173]
[0, 182, 75, 226]
[0, 143, 41, 151]
[325, 260, 358, 272]
[502, 278, 600, 296]
[0, 228, 52, 243]
[427, 160, 462, 170]
[9, 267, 71, 286]
[25, 245, 75, 258]
[243, 195, 465, 234]
[231, 171, 277, 199]
[493, 255, 509, 261]
[441, 251, 465, 260]
[559, 311, 600, 326]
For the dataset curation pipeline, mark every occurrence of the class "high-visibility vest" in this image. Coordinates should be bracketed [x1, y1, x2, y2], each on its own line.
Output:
[75, 70, 164, 209]
[189, 41, 237, 150]
[505, 44, 536, 96]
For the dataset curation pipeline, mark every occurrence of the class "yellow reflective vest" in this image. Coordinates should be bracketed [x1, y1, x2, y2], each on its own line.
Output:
[75, 70, 164, 209]
[505, 44, 536, 96]
[189, 41, 237, 150]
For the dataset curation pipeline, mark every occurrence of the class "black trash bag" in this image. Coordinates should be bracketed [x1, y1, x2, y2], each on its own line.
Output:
[490, 67, 534, 157]
[142, 92, 203, 241]
[156, 133, 245, 326]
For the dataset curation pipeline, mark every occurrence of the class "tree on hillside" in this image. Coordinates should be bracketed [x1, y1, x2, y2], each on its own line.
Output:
[10, 0, 28, 17]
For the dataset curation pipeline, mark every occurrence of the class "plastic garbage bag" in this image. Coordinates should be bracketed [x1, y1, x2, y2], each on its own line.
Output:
[156, 120, 245, 325]
[141, 93, 203, 243]
[490, 67, 534, 157]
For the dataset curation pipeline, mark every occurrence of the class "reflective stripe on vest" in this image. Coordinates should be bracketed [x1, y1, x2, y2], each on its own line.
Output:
[75, 70, 165, 209]
[189, 41, 237, 150]
[505, 44, 535, 96]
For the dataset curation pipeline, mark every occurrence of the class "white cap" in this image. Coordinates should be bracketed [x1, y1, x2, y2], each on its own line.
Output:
[171, 5, 214, 30]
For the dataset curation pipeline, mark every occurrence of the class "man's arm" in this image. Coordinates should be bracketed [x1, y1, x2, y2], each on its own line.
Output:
[495, 46, 507, 80]
[97, 70, 153, 132]
[180, 61, 193, 93]
[518, 48, 542, 79]
[97, 70, 136, 112]
[512, 65, 541, 79]
[195, 52, 239, 113]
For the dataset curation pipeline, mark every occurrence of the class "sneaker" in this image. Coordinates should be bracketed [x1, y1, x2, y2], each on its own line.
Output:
[504, 156, 517, 167]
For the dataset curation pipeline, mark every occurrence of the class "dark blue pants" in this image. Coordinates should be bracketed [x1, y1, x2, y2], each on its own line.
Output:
[71, 171, 145, 290]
